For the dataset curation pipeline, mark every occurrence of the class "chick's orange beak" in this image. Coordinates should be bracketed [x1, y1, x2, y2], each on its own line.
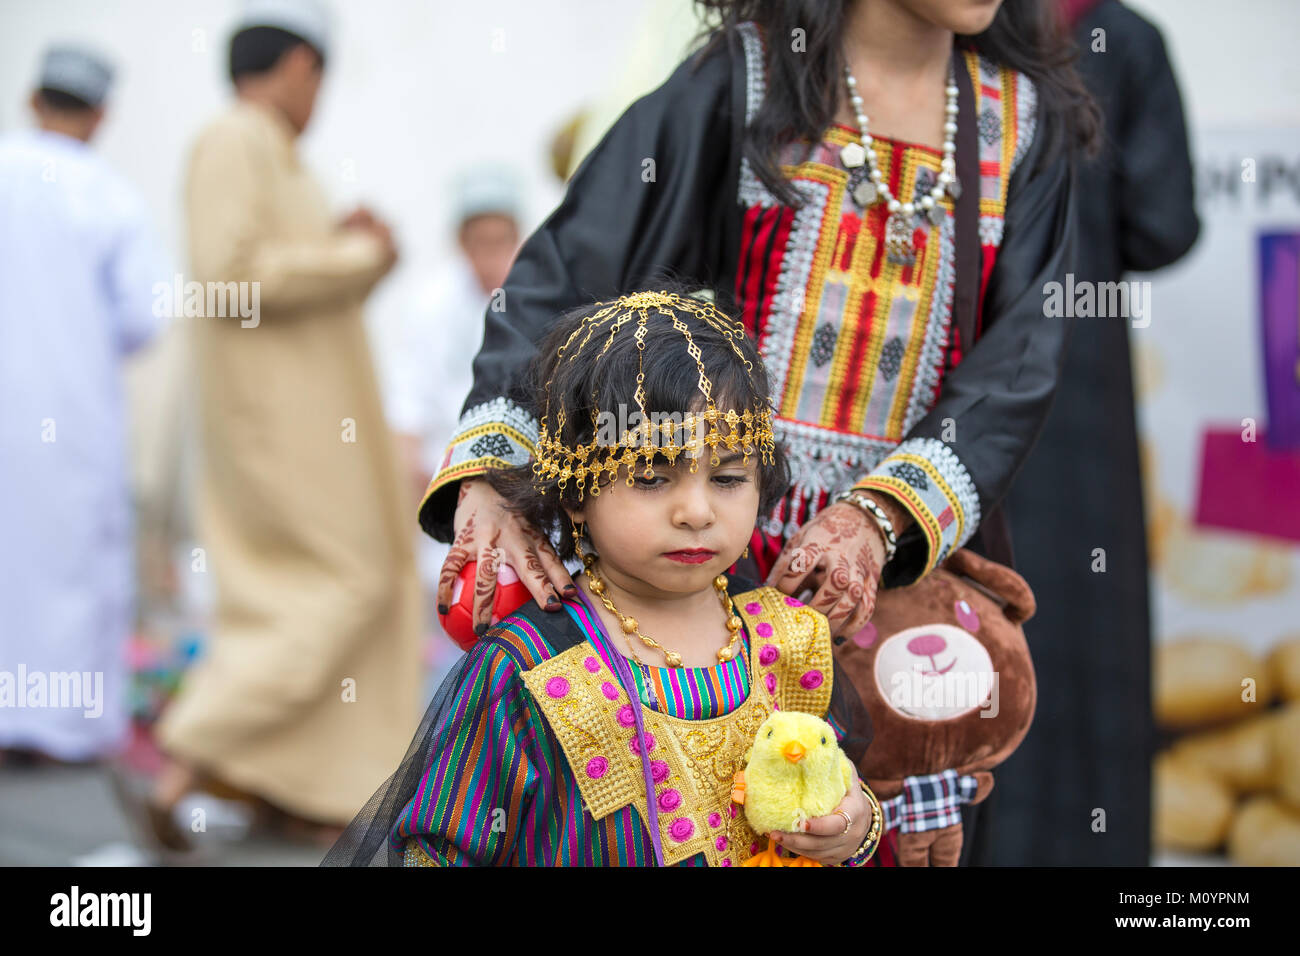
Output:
[781, 740, 806, 763]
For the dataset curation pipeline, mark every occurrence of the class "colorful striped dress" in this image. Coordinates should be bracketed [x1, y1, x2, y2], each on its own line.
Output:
[392, 580, 879, 866]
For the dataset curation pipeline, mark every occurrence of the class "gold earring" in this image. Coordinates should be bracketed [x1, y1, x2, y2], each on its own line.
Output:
[742, 543, 750, 559]
[572, 521, 588, 563]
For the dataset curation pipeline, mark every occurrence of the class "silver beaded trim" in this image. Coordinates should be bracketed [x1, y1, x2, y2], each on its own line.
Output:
[758, 178, 830, 401]
[773, 417, 897, 512]
[736, 20, 778, 208]
[1010, 70, 1038, 178]
[435, 395, 540, 479]
[890, 436, 981, 548]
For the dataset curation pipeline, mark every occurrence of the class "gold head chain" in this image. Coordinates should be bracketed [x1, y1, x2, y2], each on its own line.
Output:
[531, 290, 777, 500]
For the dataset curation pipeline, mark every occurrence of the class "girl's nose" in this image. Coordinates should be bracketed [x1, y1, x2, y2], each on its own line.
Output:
[672, 485, 715, 528]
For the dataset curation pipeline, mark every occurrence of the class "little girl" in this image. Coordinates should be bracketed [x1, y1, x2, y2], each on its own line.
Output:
[323, 289, 880, 867]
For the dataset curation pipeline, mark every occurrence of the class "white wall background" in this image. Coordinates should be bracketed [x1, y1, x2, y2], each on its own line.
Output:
[3, 0, 1296, 340]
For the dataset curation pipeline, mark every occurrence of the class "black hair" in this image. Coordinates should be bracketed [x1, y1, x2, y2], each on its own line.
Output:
[694, 0, 1101, 208]
[228, 25, 325, 83]
[483, 283, 792, 562]
[36, 87, 94, 112]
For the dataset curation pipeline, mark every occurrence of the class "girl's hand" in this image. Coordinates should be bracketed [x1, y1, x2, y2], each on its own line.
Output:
[437, 477, 576, 635]
[769, 777, 872, 866]
[765, 501, 885, 637]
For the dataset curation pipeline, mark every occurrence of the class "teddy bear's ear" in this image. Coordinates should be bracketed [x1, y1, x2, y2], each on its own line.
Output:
[942, 548, 1036, 624]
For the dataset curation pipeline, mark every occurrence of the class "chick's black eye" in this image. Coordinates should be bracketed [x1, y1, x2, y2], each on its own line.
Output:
[767, 729, 772, 738]
[821, 736, 826, 745]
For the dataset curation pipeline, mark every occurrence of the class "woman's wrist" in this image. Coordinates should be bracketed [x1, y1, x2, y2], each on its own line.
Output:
[851, 487, 912, 537]
[833, 489, 898, 565]
[838, 779, 883, 867]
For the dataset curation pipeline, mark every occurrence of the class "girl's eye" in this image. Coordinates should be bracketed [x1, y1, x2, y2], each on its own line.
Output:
[633, 476, 664, 488]
[713, 474, 751, 487]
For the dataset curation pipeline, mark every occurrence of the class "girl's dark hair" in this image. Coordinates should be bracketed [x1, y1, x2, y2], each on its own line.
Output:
[484, 283, 792, 562]
[694, 0, 1101, 207]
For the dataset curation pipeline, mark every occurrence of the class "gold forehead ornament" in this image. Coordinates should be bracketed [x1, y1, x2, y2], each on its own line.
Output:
[531, 291, 776, 500]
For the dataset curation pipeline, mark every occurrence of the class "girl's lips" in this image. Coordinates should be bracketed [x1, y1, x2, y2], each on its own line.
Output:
[664, 550, 716, 564]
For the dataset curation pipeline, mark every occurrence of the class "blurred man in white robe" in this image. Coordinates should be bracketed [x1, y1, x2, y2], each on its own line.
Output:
[0, 45, 168, 763]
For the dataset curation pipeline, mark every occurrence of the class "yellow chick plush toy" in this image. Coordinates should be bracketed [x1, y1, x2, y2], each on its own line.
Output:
[735, 710, 858, 867]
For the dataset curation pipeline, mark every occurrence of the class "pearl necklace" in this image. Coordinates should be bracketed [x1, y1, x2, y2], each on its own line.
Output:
[839, 57, 961, 267]
[580, 554, 742, 667]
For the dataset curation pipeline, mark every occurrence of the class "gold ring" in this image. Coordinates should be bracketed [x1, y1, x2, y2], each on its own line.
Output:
[835, 809, 852, 834]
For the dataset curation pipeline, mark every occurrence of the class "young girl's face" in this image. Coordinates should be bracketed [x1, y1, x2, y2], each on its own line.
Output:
[566, 448, 761, 598]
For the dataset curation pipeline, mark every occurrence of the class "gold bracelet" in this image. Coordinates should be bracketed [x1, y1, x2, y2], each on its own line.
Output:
[839, 779, 883, 866]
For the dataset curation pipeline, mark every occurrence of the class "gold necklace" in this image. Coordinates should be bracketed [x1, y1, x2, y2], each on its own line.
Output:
[579, 553, 742, 668]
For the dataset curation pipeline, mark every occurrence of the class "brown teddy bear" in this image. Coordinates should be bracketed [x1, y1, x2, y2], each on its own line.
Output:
[833, 548, 1037, 866]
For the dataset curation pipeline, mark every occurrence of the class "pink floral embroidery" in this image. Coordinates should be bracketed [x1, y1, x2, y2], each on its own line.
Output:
[669, 818, 695, 842]
[745, 601, 762, 615]
[708, 812, 722, 828]
[617, 704, 636, 727]
[601, 681, 620, 701]
[800, 670, 824, 690]
[785, 596, 803, 607]
[584, 656, 601, 673]
[658, 789, 682, 812]
[764, 673, 777, 694]
[756, 622, 774, 638]
[545, 677, 569, 698]
[629, 732, 656, 755]
[715, 836, 728, 851]
[585, 756, 608, 779]
[758, 644, 779, 666]
[651, 760, 670, 783]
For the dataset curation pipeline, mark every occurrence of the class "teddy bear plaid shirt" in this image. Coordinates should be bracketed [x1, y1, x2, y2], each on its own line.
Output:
[880, 769, 981, 833]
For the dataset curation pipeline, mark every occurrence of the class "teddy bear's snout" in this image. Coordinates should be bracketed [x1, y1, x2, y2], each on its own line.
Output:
[907, 633, 948, 657]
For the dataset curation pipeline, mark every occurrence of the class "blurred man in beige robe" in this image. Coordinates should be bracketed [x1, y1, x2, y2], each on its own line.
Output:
[150, 1, 421, 846]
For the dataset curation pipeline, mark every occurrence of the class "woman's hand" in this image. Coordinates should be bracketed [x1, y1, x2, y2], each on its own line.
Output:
[769, 776, 872, 866]
[765, 501, 885, 638]
[437, 477, 576, 635]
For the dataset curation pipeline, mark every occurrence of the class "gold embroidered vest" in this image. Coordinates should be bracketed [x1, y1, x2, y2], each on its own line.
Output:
[520, 584, 833, 867]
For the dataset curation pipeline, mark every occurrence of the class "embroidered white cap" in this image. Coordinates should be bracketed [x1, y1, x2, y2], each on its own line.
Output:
[37, 44, 114, 107]
[233, 0, 333, 59]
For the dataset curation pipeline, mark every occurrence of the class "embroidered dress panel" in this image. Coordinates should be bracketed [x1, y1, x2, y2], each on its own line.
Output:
[732, 21, 1033, 579]
[392, 586, 867, 866]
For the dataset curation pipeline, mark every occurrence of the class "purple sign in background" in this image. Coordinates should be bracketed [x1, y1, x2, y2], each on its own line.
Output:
[1259, 232, 1300, 448]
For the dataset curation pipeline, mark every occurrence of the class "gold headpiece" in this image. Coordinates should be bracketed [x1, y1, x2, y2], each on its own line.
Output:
[532, 290, 777, 500]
